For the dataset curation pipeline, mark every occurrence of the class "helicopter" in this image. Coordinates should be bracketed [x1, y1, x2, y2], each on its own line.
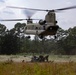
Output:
[0, 5, 76, 39]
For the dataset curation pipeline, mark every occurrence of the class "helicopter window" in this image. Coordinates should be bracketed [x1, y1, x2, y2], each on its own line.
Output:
[35, 27, 38, 30]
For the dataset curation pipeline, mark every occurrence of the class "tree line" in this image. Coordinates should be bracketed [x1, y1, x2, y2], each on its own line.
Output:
[0, 23, 76, 55]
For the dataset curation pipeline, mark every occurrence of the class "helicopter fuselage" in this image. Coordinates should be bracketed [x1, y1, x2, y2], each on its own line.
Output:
[25, 23, 59, 38]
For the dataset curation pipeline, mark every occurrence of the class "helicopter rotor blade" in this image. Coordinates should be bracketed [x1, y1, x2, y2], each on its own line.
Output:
[0, 19, 26, 21]
[7, 5, 76, 12]
[54, 5, 76, 12]
[0, 18, 40, 21]
[7, 6, 49, 11]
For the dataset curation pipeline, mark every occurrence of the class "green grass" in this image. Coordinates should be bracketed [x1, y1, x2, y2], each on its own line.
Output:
[0, 61, 76, 75]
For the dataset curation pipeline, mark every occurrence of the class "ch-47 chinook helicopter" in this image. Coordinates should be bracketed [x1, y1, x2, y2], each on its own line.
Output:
[0, 5, 76, 39]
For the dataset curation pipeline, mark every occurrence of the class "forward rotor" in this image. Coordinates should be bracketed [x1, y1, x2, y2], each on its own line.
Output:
[7, 5, 76, 12]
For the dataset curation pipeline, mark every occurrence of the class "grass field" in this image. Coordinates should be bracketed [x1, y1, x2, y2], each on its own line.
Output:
[0, 55, 76, 75]
[0, 55, 76, 62]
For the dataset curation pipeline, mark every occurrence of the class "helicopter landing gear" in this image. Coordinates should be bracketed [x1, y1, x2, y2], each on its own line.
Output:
[39, 35, 44, 39]
[49, 35, 57, 39]
[54, 35, 57, 39]
[26, 36, 31, 39]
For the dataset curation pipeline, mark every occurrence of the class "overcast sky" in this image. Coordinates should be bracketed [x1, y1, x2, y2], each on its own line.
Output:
[0, 0, 76, 30]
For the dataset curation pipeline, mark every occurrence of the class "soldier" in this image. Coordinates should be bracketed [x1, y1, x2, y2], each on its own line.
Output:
[31, 55, 38, 62]
[39, 55, 45, 62]
[44, 55, 49, 62]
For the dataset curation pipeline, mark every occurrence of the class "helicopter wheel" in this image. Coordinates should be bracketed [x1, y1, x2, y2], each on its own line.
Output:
[39, 35, 44, 39]
[54, 35, 57, 39]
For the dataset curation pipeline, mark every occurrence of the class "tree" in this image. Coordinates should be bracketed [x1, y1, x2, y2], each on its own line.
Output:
[57, 26, 76, 55]
[56, 27, 68, 40]
[0, 30, 21, 55]
[14, 23, 26, 38]
[0, 24, 7, 54]
[0, 23, 6, 36]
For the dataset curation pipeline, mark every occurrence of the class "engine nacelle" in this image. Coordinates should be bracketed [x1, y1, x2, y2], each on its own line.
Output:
[39, 20, 46, 25]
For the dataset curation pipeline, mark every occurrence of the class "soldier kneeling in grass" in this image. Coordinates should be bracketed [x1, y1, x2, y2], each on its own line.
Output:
[31, 55, 39, 62]
[31, 55, 49, 62]
[38, 55, 49, 62]
[44, 55, 49, 62]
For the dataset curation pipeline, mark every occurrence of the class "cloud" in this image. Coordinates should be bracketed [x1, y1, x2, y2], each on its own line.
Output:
[0, 0, 5, 3]
[3, 10, 14, 14]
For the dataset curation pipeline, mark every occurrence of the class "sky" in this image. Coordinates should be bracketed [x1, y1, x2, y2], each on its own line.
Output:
[0, 0, 76, 30]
